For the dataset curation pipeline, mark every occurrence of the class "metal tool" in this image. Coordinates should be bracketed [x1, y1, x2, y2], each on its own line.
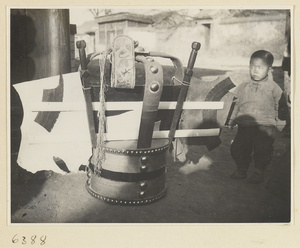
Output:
[168, 42, 201, 143]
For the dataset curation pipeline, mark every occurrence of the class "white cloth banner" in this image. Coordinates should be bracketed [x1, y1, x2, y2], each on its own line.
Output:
[14, 72, 92, 174]
[14, 72, 147, 174]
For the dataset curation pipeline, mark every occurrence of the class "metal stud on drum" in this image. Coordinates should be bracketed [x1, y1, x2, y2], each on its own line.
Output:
[86, 139, 169, 205]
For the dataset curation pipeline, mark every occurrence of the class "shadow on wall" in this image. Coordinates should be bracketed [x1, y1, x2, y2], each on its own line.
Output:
[11, 10, 37, 157]
[11, 10, 37, 85]
[10, 10, 44, 216]
[11, 10, 37, 153]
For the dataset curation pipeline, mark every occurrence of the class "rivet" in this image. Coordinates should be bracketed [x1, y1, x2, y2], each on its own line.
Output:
[139, 181, 147, 190]
[140, 156, 148, 164]
[140, 165, 148, 172]
[150, 82, 159, 92]
[150, 66, 159, 74]
[139, 191, 146, 198]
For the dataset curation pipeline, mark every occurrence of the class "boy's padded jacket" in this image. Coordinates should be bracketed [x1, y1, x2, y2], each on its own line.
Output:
[231, 76, 282, 126]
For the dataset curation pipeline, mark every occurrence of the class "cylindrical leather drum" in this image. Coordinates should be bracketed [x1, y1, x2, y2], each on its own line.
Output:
[86, 139, 169, 205]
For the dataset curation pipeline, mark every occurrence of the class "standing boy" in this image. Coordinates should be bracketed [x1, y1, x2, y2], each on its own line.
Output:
[228, 50, 283, 184]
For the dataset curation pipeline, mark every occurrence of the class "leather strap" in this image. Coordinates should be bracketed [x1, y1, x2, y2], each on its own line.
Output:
[136, 55, 164, 148]
[95, 167, 166, 182]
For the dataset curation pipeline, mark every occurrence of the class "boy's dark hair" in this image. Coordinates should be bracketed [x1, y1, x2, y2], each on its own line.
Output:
[250, 50, 274, 67]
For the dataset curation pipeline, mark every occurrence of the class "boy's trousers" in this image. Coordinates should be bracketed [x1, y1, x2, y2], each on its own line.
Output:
[230, 125, 276, 172]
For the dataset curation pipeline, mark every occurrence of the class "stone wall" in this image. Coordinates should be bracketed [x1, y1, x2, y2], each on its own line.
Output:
[83, 12, 288, 69]
[150, 14, 287, 69]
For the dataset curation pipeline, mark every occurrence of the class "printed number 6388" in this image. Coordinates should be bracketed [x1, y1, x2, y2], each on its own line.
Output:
[12, 234, 47, 245]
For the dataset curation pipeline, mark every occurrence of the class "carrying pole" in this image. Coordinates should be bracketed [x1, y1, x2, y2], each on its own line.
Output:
[76, 40, 97, 147]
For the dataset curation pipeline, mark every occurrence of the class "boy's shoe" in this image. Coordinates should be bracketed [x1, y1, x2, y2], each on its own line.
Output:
[230, 169, 247, 179]
[247, 171, 264, 184]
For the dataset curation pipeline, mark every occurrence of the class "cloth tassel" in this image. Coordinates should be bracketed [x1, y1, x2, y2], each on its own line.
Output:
[94, 52, 108, 170]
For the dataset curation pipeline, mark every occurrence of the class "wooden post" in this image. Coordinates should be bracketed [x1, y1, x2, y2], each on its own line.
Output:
[47, 9, 71, 76]
[11, 9, 71, 82]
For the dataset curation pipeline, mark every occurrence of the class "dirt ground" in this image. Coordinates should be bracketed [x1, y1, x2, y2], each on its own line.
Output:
[11, 126, 291, 224]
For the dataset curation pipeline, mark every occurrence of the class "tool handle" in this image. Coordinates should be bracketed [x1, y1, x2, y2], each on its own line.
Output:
[76, 40, 88, 71]
[184, 42, 201, 82]
[187, 42, 201, 70]
[168, 42, 201, 142]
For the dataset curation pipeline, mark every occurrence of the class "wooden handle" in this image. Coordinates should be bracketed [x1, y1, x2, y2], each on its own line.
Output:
[76, 40, 88, 71]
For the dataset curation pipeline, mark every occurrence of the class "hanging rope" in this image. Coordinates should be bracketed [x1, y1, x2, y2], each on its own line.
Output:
[94, 51, 108, 170]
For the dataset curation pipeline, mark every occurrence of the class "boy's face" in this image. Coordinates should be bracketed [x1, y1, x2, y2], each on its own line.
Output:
[249, 58, 271, 81]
